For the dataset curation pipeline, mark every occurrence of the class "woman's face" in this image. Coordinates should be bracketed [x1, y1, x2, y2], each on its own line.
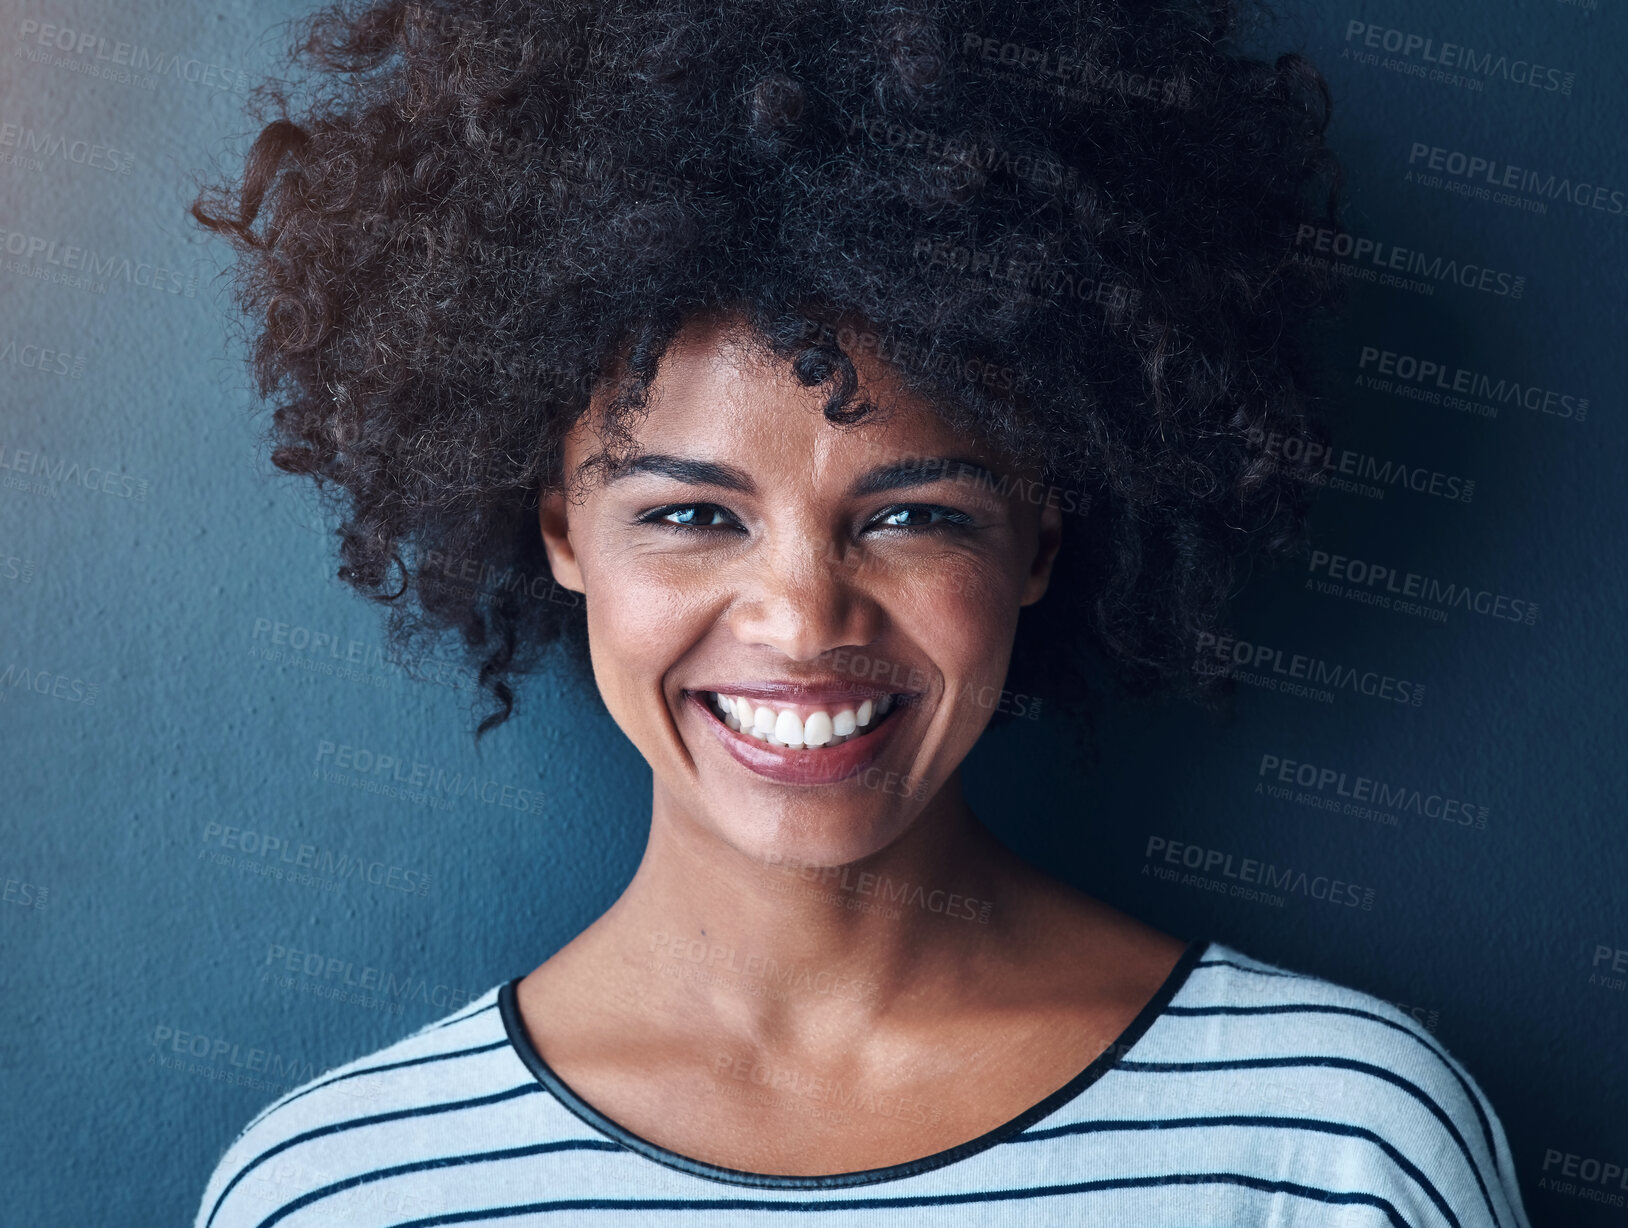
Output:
[540, 313, 1063, 869]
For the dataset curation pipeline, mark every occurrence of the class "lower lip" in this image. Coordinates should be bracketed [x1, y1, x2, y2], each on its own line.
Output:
[688, 693, 904, 786]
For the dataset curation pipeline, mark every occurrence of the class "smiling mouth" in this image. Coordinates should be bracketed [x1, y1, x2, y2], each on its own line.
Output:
[697, 691, 905, 750]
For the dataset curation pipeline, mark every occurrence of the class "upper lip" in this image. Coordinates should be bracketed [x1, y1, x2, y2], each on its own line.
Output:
[685, 680, 912, 705]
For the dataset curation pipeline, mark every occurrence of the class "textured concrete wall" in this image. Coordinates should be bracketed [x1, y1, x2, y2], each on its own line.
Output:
[1, 1, 1623, 1224]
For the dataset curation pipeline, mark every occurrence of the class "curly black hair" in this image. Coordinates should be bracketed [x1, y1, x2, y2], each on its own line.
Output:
[193, 0, 1343, 740]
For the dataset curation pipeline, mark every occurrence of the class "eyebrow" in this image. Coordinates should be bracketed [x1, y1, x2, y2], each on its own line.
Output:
[605, 454, 756, 492]
[604, 453, 1001, 497]
[852, 457, 999, 497]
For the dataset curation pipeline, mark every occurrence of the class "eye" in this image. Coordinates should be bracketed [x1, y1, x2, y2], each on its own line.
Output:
[639, 502, 741, 532]
[868, 504, 974, 532]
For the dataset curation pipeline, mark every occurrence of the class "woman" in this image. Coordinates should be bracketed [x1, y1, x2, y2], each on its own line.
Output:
[192, 0, 1533, 1224]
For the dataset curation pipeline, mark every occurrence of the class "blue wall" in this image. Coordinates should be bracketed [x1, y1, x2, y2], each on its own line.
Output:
[1, 1, 1623, 1224]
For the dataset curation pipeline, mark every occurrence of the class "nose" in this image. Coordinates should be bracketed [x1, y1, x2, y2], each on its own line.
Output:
[726, 533, 882, 661]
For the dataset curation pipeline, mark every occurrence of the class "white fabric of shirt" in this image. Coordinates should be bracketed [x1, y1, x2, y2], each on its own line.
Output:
[194, 940, 1534, 1228]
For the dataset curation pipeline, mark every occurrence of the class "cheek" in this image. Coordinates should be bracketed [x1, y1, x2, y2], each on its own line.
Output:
[583, 554, 718, 683]
[900, 557, 1021, 681]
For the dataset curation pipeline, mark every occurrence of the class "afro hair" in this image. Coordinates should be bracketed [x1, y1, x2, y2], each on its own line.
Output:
[193, 0, 1344, 738]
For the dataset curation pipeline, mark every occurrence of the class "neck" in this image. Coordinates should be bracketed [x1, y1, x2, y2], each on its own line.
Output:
[582, 770, 1047, 1046]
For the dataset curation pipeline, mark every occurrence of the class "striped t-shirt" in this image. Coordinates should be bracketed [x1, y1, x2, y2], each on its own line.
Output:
[194, 940, 1533, 1227]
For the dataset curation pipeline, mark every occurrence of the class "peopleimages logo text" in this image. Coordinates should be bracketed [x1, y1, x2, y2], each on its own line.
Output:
[1194, 632, 1426, 706]
[15, 19, 248, 91]
[1257, 753, 1488, 830]
[1408, 143, 1623, 215]
[1343, 21, 1576, 94]
[1357, 347, 1588, 421]
[1294, 225, 1524, 298]
[1307, 551, 1539, 626]
[0, 226, 197, 296]
[1143, 835, 1377, 910]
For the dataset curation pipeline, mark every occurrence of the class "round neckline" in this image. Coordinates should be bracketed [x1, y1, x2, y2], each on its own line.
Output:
[497, 936, 1209, 1190]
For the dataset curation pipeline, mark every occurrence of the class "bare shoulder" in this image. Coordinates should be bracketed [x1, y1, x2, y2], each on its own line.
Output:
[1002, 869, 1193, 1009]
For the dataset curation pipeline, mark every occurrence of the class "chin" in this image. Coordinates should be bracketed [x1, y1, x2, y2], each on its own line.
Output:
[723, 811, 914, 874]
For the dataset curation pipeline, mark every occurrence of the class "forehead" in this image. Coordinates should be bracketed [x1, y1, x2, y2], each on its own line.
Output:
[569, 313, 992, 484]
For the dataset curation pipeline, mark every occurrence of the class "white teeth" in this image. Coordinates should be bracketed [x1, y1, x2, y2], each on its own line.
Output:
[774, 709, 804, 747]
[706, 692, 899, 750]
[802, 710, 833, 747]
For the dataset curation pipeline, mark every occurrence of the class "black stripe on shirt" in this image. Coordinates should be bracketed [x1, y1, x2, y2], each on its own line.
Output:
[242, 1038, 512, 1134]
[431, 1000, 501, 1030]
[1163, 1003, 1498, 1165]
[251, 1138, 625, 1228]
[1175, 957, 1513, 1194]
[239, 1001, 502, 1135]
[204, 1084, 544, 1228]
[380, 1171, 1413, 1226]
[1114, 1056, 1503, 1228]
[1193, 959, 1312, 980]
[1013, 1113, 1459, 1228]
